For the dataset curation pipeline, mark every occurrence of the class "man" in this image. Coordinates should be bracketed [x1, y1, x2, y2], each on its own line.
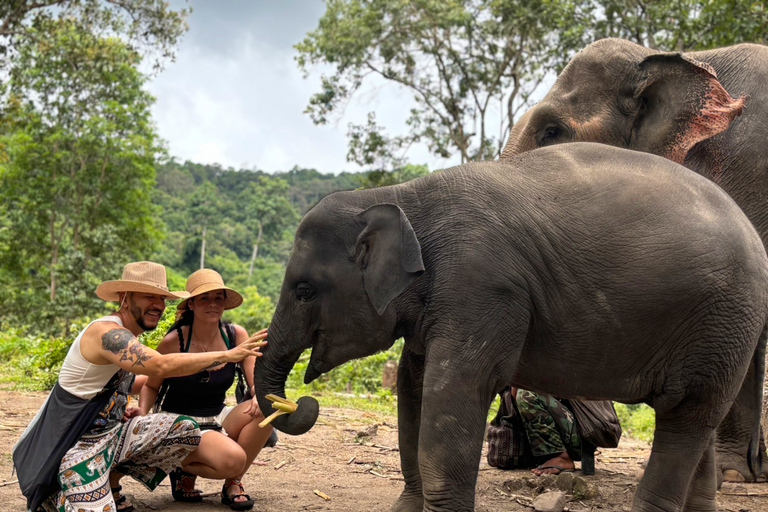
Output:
[13, 261, 268, 512]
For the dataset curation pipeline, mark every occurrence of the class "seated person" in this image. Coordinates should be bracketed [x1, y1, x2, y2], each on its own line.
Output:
[140, 269, 274, 511]
[512, 388, 582, 475]
[12, 261, 267, 512]
[489, 386, 621, 476]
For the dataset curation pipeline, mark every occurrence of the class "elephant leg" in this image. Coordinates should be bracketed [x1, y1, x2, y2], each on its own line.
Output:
[683, 433, 717, 512]
[416, 348, 501, 511]
[390, 348, 426, 512]
[715, 358, 768, 484]
[634, 405, 718, 512]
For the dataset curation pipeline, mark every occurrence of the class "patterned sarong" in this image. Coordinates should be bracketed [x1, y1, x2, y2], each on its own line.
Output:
[43, 413, 200, 512]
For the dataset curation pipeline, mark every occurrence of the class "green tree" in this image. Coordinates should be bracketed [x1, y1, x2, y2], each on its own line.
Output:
[591, 0, 768, 51]
[233, 176, 301, 276]
[0, 0, 189, 74]
[296, 0, 585, 164]
[357, 163, 430, 189]
[0, 19, 163, 334]
[297, 0, 766, 166]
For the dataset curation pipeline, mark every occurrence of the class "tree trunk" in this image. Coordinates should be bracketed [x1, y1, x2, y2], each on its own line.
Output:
[248, 223, 263, 281]
[200, 224, 207, 269]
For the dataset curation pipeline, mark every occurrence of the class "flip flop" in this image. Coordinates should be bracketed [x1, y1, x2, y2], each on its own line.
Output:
[532, 465, 574, 475]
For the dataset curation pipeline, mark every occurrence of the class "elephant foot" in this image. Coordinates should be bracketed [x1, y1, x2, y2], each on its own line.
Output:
[389, 490, 423, 512]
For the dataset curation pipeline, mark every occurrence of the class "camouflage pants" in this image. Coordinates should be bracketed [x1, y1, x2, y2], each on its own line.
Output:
[515, 389, 582, 460]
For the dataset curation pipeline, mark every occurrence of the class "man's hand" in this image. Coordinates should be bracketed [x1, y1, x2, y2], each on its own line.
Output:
[226, 329, 268, 364]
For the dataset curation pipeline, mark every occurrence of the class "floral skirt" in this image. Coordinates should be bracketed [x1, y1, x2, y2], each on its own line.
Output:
[43, 413, 201, 512]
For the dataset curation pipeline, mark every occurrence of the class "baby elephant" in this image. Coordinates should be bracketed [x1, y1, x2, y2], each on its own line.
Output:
[255, 142, 768, 512]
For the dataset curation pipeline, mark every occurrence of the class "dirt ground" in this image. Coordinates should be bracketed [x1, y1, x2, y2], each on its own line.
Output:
[1, 389, 767, 512]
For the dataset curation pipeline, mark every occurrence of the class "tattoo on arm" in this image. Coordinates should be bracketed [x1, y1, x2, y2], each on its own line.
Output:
[202, 361, 224, 370]
[102, 328, 153, 367]
[102, 329, 134, 354]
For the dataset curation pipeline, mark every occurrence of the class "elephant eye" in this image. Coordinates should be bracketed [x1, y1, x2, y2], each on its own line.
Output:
[539, 125, 562, 146]
[295, 283, 317, 302]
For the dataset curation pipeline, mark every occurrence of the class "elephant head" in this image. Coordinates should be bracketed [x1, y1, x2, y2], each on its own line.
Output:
[501, 38, 746, 166]
[254, 198, 425, 434]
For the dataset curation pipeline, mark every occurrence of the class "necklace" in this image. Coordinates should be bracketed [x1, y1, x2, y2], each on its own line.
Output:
[192, 327, 218, 352]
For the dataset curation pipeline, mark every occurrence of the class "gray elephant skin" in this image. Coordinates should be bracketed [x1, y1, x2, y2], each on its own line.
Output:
[502, 38, 768, 483]
[255, 143, 768, 512]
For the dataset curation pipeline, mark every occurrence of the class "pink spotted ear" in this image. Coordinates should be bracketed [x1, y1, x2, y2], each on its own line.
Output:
[634, 54, 747, 164]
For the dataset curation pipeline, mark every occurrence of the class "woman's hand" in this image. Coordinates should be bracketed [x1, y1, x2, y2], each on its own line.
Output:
[244, 396, 263, 418]
[123, 407, 142, 422]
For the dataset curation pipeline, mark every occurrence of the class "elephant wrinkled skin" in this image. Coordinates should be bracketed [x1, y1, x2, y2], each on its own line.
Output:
[255, 143, 768, 512]
[502, 38, 768, 483]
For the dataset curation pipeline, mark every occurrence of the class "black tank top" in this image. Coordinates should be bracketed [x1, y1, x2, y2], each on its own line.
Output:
[160, 323, 236, 417]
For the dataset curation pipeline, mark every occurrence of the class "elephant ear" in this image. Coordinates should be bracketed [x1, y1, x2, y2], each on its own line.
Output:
[632, 53, 747, 164]
[354, 203, 425, 316]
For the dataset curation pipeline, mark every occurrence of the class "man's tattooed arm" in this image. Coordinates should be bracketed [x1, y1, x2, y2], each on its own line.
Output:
[101, 328, 153, 367]
[202, 360, 225, 370]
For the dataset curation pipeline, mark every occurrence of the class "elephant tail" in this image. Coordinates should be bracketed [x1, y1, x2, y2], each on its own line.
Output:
[749, 321, 767, 479]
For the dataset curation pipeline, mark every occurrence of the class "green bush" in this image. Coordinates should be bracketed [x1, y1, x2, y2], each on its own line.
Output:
[615, 402, 655, 444]
[287, 338, 405, 394]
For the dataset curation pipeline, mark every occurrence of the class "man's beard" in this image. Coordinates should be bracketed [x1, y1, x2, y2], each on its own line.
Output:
[129, 299, 161, 331]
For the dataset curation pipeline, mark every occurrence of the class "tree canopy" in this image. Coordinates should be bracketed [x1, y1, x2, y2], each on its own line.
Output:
[297, 0, 768, 166]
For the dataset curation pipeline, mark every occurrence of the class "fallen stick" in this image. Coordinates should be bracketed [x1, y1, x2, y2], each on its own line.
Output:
[274, 460, 289, 470]
[347, 456, 356, 464]
[720, 491, 768, 497]
[0, 480, 19, 488]
[314, 489, 331, 501]
[369, 470, 389, 478]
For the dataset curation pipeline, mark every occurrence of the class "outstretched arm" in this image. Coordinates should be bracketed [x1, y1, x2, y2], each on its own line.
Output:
[82, 321, 267, 379]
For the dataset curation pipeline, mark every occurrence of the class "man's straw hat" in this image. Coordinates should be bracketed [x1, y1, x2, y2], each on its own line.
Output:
[177, 269, 243, 312]
[96, 261, 188, 302]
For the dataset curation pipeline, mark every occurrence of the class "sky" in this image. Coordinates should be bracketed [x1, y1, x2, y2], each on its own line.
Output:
[147, 1, 459, 175]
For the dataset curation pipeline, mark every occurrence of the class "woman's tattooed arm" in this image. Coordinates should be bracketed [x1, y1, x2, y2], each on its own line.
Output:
[102, 329, 153, 367]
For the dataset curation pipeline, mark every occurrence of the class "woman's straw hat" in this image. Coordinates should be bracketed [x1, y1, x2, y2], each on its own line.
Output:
[96, 261, 189, 302]
[177, 268, 243, 312]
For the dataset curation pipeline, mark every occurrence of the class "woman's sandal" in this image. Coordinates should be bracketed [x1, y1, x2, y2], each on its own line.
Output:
[221, 478, 255, 511]
[169, 467, 203, 503]
[111, 485, 136, 512]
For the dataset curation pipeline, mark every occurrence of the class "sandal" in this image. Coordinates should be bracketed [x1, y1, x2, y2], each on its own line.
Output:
[221, 478, 254, 511]
[111, 485, 136, 512]
[169, 467, 203, 503]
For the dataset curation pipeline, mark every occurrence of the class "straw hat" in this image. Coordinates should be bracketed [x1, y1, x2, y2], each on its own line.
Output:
[177, 268, 243, 312]
[96, 261, 188, 302]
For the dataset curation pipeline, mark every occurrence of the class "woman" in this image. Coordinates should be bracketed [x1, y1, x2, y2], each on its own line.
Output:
[140, 269, 273, 511]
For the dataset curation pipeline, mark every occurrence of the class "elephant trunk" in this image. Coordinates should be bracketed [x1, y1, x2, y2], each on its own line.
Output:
[254, 311, 319, 435]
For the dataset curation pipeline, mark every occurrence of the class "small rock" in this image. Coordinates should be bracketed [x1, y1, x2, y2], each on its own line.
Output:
[533, 491, 566, 512]
[555, 472, 576, 492]
[572, 476, 599, 500]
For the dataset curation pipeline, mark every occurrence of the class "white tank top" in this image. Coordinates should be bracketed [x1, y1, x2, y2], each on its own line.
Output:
[58, 315, 125, 399]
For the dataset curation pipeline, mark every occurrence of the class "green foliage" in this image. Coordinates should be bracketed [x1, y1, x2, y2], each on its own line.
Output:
[287, 339, 405, 394]
[224, 286, 276, 335]
[614, 403, 655, 444]
[297, 0, 586, 164]
[297, 0, 767, 167]
[357, 163, 431, 189]
[0, 18, 164, 335]
[0, 0, 189, 75]
[0, 323, 83, 391]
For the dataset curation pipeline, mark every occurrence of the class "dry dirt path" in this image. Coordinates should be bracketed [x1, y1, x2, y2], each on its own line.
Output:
[0, 389, 766, 511]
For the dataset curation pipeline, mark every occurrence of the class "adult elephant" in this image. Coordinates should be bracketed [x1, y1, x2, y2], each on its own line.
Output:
[255, 143, 768, 512]
[501, 38, 768, 483]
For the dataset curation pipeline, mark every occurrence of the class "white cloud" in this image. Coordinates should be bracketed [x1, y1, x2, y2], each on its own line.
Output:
[146, 1, 458, 174]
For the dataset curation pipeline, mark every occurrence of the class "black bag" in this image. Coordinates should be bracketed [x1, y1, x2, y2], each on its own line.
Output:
[225, 323, 252, 404]
[567, 399, 622, 449]
[486, 388, 536, 469]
